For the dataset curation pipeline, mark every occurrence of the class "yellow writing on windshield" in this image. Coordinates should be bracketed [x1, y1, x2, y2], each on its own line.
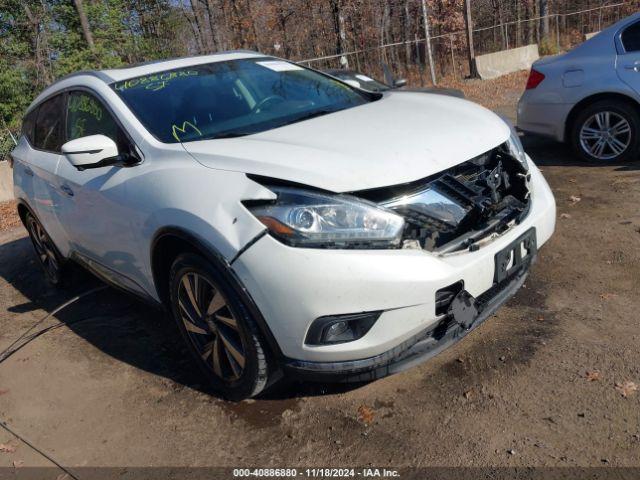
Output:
[172, 121, 202, 142]
[115, 70, 199, 92]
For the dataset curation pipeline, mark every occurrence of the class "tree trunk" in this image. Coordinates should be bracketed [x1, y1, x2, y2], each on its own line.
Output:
[72, 0, 94, 50]
[539, 0, 550, 40]
[526, 0, 534, 44]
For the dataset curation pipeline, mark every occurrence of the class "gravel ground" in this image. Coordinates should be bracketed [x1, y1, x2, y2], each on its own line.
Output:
[0, 101, 639, 475]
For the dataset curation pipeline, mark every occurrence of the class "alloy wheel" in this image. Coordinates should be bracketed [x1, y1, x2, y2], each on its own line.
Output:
[579, 111, 632, 161]
[177, 272, 247, 381]
[27, 217, 60, 283]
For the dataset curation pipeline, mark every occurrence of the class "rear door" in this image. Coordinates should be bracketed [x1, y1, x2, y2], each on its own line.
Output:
[617, 20, 640, 95]
[14, 94, 69, 251]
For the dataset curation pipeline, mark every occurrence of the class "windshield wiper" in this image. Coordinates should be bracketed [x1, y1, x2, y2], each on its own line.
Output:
[284, 108, 337, 126]
[203, 131, 253, 140]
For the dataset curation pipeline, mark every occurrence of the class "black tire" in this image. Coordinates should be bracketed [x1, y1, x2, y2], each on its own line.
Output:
[25, 212, 65, 286]
[570, 99, 640, 163]
[168, 253, 269, 400]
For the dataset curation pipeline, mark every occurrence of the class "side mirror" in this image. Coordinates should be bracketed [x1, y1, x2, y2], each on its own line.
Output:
[61, 134, 120, 170]
[393, 78, 407, 88]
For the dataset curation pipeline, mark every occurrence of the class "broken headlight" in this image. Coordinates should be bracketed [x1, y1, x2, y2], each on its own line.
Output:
[504, 121, 529, 171]
[247, 187, 405, 248]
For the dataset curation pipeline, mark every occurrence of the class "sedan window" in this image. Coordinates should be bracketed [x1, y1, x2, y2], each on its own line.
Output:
[112, 58, 374, 143]
[622, 21, 640, 52]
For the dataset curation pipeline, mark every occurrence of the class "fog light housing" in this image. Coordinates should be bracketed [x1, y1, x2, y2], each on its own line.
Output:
[305, 311, 382, 346]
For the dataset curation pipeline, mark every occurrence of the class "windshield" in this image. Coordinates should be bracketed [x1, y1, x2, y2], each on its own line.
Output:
[331, 72, 390, 93]
[111, 58, 373, 143]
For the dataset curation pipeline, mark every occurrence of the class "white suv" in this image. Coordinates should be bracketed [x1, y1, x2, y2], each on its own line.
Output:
[11, 51, 556, 400]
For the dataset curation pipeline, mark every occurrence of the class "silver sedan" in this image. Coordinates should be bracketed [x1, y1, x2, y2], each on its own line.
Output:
[518, 12, 640, 162]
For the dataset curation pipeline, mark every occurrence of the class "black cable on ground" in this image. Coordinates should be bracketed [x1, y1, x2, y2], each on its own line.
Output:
[0, 420, 81, 480]
[0, 285, 108, 362]
[0, 284, 135, 477]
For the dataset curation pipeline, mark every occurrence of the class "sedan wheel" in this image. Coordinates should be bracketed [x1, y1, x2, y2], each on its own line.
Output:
[571, 100, 640, 163]
[26, 213, 63, 285]
[169, 253, 269, 400]
[579, 111, 631, 161]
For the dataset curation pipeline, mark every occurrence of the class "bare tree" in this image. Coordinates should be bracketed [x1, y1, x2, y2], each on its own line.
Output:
[72, 0, 94, 49]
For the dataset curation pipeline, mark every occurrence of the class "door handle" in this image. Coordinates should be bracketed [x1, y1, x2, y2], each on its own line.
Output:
[23, 166, 34, 177]
[60, 184, 74, 197]
[624, 64, 640, 72]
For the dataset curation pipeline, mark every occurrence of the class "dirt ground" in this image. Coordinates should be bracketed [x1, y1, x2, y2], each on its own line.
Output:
[0, 91, 639, 475]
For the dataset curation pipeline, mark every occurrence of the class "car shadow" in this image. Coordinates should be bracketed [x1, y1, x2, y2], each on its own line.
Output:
[522, 134, 640, 171]
[0, 232, 364, 402]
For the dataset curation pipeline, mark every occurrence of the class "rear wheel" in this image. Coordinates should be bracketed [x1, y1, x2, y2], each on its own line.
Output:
[570, 100, 640, 163]
[25, 212, 64, 286]
[169, 253, 269, 400]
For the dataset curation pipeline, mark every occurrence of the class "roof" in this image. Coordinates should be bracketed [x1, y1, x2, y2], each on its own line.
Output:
[100, 50, 264, 82]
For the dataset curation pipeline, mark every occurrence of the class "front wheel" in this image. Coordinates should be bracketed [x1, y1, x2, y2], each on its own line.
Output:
[169, 253, 269, 400]
[570, 100, 640, 163]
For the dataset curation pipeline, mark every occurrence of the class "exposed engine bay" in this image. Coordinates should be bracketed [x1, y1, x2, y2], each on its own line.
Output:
[357, 145, 531, 253]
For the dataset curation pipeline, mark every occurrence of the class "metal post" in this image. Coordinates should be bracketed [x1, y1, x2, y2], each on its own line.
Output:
[416, 33, 425, 87]
[505, 23, 510, 50]
[421, 0, 437, 86]
[463, 0, 478, 78]
[449, 34, 457, 78]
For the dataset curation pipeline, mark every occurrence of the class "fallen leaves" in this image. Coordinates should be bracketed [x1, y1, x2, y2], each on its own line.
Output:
[0, 389, 8, 396]
[560, 213, 571, 219]
[568, 195, 581, 204]
[585, 371, 601, 382]
[615, 381, 638, 398]
[0, 444, 16, 453]
[0, 201, 20, 232]
[357, 405, 375, 426]
[600, 293, 618, 300]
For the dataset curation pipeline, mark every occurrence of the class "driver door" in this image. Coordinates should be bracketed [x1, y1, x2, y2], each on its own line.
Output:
[55, 90, 145, 293]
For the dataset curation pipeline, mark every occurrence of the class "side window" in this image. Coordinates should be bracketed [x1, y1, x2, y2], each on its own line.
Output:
[33, 94, 65, 152]
[622, 21, 640, 53]
[66, 91, 134, 157]
[66, 91, 119, 142]
[21, 108, 37, 145]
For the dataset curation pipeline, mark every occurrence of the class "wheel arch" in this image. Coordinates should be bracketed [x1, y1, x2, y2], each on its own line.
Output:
[564, 91, 640, 142]
[150, 227, 284, 359]
[15, 198, 34, 227]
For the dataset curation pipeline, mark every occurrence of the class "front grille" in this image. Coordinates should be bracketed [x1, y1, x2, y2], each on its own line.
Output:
[364, 146, 531, 253]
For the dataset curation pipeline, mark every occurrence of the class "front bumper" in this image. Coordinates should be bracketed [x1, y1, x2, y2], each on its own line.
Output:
[232, 158, 555, 369]
[284, 263, 530, 382]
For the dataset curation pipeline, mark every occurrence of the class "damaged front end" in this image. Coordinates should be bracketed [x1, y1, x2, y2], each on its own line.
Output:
[357, 144, 531, 253]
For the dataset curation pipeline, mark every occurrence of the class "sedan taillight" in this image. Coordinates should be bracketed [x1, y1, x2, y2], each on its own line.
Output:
[526, 69, 545, 90]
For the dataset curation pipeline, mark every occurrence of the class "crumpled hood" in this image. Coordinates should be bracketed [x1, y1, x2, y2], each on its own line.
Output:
[182, 91, 510, 192]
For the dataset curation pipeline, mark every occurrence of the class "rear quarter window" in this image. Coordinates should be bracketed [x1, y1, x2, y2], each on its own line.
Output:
[622, 21, 640, 52]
